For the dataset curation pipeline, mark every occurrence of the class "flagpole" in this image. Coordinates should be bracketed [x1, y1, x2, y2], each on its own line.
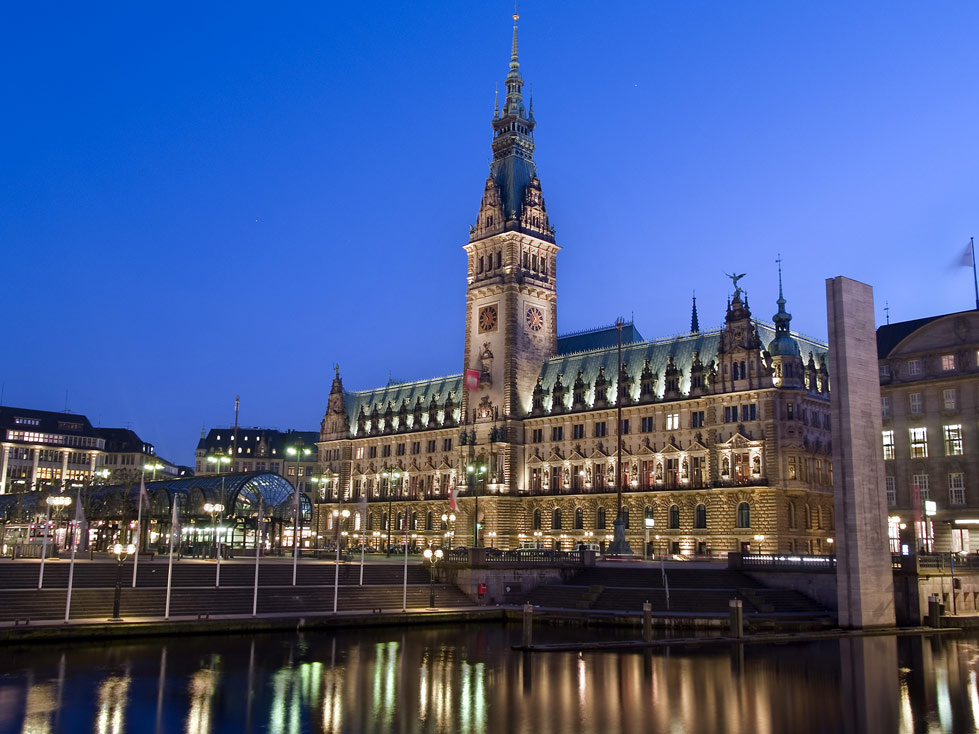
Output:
[360, 494, 367, 586]
[253, 499, 263, 617]
[38, 501, 51, 590]
[971, 237, 977, 310]
[402, 526, 408, 612]
[132, 476, 145, 588]
[64, 490, 81, 623]
[165, 497, 177, 619]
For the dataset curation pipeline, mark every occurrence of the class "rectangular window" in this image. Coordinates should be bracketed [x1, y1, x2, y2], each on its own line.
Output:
[885, 476, 896, 506]
[368, 446, 377, 459]
[909, 393, 922, 414]
[641, 417, 654, 433]
[552, 426, 564, 442]
[879, 364, 891, 380]
[593, 422, 607, 438]
[442, 438, 452, 452]
[666, 413, 680, 431]
[620, 419, 630, 435]
[912, 474, 929, 501]
[944, 424, 964, 456]
[908, 359, 922, 376]
[396, 442, 406, 456]
[741, 404, 757, 421]
[691, 411, 705, 428]
[724, 406, 736, 423]
[572, 424, 584, 440]
[881, 396, 891, 419]
[788, 456, 797, 480]
[909, 427, 928, 459]
[882, 430, 896, 460]
[427, 440, 436, 453]
[941, 354, 955, 371]
[382, 445, 391, 458]
[411, 441, 420, 455]
[943, 389, 957, 410]
[532, 429, 543, 444]
[949, 473, 966, 505]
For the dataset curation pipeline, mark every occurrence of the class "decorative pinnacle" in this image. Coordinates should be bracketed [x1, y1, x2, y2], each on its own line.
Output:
[776, 252, 784, 300]
[494, 84, 499, 118]
[510, 12, 520, 71]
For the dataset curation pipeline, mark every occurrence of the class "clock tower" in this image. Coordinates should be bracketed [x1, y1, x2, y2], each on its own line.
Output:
[462, 13, 559, 489]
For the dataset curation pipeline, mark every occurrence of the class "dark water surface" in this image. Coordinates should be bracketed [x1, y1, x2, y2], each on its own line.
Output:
[1, 624, 978, 733]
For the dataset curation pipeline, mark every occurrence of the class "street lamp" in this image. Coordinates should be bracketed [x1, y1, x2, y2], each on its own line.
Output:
[143, 462, 165, 480]
[441, 512, 456, 549]
[286, 440, 312, 586]
[203, 502, 225, 586]
[110, 542, 136, 621]
[38, 494, 72, 590]
[466, 459, 487, 547]
[487, 531, 497, 548]
[381, 467, 402, 556]
[423, 547, 444, 607]
[753, 534, 766, 554]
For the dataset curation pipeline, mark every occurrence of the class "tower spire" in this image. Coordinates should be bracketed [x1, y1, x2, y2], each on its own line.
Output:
[690, 291, 700, 333]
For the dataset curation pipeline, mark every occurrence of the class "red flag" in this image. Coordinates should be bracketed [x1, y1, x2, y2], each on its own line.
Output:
[464, 369, 480, 392]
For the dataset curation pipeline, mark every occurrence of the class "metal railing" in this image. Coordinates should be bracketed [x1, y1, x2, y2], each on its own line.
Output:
[732, 552, 836, 572]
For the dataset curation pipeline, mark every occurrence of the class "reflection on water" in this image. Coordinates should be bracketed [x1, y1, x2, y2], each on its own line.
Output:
[0, 626, 977, 733]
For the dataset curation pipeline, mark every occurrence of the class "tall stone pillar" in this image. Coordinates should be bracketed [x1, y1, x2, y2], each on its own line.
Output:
[826, 276, 895, 628]
[0, 445, 9, 494]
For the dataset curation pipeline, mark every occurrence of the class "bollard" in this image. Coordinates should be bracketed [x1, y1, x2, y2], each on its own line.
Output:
[927, 595, 940, 628]
[642, 601, 653, 643]
[729, 599, 744, 638]
[522, 603, 534, 648]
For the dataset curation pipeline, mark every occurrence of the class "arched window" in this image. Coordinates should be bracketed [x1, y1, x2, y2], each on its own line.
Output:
[788, 501, 796, 529]
[532, 508, 542, 531]
[621, 507, 630, 529]
[805, 504, 812, 530]
[668, 505, 680, 529]
[644, 506, 654, 522]
[695, 503, 707, 529]
[596, 507, 606, 529]
[574, 507, 584, 529]
[552, 509, 562, 530]
[737, 502, 751, 529]
[367, 513, 374, 531]
[381, 512, 388, 531]
[815, 507, 822, 530]
[411, 511, 418, 530]
[425, 512, 433, 531]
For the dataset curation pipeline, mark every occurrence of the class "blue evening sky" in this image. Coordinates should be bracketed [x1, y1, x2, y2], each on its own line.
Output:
[2, 1, 978, 464]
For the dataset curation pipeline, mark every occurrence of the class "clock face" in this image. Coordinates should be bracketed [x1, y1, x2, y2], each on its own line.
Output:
[526, 306, 544, 332]
[478, 305, 498, 333]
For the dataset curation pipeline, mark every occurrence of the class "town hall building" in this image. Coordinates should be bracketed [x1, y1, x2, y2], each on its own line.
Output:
[314, 15, 835, 557]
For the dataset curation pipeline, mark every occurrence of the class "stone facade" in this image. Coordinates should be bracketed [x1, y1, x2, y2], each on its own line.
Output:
[313, 17, 836, 557]
[878, 309, 979, 552]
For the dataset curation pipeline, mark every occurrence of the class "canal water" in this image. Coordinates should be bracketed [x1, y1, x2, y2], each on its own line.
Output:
[0, 624, 977, 733]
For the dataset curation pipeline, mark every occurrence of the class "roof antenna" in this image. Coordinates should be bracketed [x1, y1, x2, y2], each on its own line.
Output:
[64, 389, 69, 413]
[884, 301, 890, 325]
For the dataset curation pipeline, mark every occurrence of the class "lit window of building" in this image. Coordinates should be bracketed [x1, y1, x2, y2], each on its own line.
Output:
[943, 424, 964, 456]
[882, 430, 896, 460]
[909, 427, 928, 458]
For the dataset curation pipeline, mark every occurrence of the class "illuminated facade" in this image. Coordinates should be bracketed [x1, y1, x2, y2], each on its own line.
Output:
[0, 406, 177, 496]
[195, 427, 319, 494]
[315, 15, 835, 555]
[878, 310, 979, 552]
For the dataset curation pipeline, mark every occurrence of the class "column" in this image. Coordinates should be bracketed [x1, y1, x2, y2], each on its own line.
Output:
[0, 444, 9, 494]
[826, 276, 896, 628]
[61, 450, 69, 489]
[31, 448, 40, 492]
